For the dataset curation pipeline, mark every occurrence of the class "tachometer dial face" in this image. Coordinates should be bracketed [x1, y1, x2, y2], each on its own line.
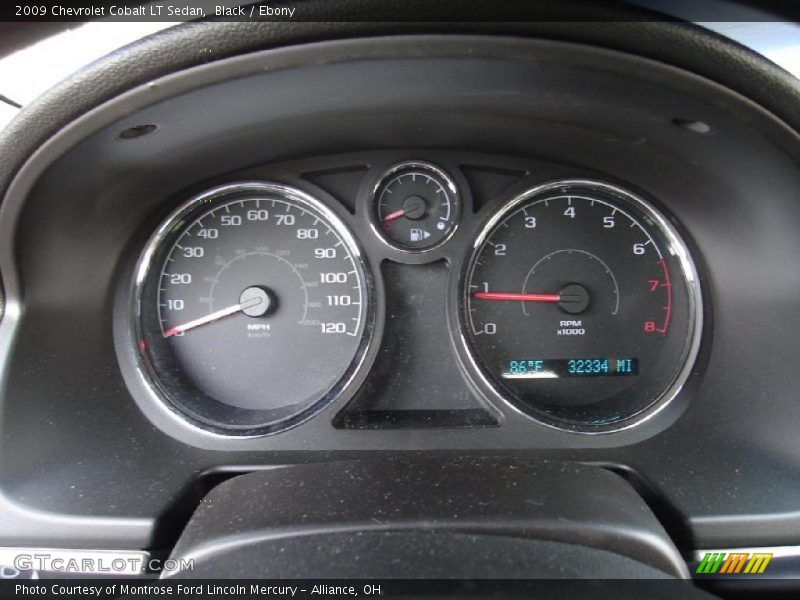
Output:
[134, 182, 373, 435]
[374, 162, 459, 251]
[463, 180, 701, 431]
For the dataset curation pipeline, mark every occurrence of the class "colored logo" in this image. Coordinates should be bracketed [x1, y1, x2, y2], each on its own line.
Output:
[696, 552, 773, 575]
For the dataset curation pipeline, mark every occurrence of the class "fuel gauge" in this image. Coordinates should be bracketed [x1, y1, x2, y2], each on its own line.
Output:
[373, 162, 460, 251]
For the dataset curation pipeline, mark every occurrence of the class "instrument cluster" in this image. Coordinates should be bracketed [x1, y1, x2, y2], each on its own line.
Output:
[120, 152, 703, 439]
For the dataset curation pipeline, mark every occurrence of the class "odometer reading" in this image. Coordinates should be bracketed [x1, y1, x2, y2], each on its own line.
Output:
[134, 182, 372, 435]
[503, 358, 639, 379]
[463, 180, 700, 430]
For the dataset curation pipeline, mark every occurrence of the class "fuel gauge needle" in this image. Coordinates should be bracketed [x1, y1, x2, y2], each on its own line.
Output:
[163, 296, 263, 338]
[381, 208, 406, 224]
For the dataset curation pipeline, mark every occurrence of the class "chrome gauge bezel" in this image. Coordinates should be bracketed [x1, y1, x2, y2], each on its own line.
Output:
[369, 161, 461, 253]
[457, 179, 703, 434]
[129, 181, 376, 438]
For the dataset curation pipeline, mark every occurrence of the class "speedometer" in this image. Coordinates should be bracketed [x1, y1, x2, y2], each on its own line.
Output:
[133, 182, 373, 435]
[462, 180, 701, 432]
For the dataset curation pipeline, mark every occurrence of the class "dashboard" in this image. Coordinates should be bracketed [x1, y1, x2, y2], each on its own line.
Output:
[0, 21, 799, 586]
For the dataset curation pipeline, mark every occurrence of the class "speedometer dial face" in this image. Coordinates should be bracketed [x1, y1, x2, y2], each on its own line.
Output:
[463, 180, 701, 431]
[134, 182, 373, 435]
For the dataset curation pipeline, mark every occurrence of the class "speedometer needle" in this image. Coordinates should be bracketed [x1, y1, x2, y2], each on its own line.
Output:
[163, 296, 263, 338]
[473, 292, 561, 302]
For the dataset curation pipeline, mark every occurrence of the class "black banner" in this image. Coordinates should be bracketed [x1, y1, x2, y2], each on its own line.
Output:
[1, 578, 727, 599]
[1, 0, 799, 23]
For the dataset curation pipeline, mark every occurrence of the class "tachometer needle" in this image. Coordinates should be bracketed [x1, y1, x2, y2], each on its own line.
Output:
[163, 296, 263, 338]
[473, 292, 561, 302]
[381, 208, 407, 224]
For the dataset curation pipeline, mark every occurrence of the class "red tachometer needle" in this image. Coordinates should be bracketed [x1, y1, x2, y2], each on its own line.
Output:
[473, 291, 561, 303]
[381, 209, 406, 224]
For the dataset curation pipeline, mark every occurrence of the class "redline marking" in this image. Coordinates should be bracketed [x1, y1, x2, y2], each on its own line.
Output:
[656, 259, 672, 333]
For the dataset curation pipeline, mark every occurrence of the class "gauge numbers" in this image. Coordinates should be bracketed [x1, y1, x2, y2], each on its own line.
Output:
[464, 180, 701, 431]
[135, 182, 372, 435]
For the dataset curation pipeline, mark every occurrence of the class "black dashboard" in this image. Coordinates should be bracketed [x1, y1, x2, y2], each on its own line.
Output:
[0, 21, 799, 588]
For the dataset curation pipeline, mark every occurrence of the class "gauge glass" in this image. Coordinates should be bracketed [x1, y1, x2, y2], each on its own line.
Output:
[134, 182, 372, 435]
[374, 162, 459, 251]
[463, 180, 701, 431]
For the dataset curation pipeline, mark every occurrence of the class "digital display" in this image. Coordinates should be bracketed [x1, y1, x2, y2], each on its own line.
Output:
[502, 358, 639, 379]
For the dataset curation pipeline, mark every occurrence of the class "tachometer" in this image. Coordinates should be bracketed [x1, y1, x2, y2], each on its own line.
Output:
[462, 180, 701, 431]
[133, 182, 373, 435]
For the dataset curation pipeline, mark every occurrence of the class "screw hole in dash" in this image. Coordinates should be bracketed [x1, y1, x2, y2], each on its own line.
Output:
[119, 124, 158, 139]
